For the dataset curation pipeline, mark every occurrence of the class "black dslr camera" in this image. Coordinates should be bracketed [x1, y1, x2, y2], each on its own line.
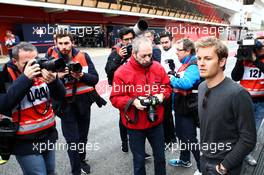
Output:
[237, 34, 263, 61]
[165, 59, 176, 76]
[34, 57, 66, 72]
[140, 96, 161, 123]
[67, 62, 82, 73]
[121, 43, 133, 61]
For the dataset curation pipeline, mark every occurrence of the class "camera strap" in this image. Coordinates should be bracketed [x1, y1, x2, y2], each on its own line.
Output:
[71, 79, 78, 103]
[124, 97, 139, 124]
[16, 104, 21, 130]
[31, 101, 50, 115]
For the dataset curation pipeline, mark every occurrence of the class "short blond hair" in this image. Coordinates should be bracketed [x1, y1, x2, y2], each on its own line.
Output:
[195, 36, 228, 60]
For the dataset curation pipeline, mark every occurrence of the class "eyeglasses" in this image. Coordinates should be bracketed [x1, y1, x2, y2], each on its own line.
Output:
[177, 48, 186, 52]
[202, 89, 211, 109]
[123, 37, 133, 41]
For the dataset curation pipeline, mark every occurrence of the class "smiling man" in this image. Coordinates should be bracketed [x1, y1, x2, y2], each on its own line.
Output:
[196, 36, 256, 175]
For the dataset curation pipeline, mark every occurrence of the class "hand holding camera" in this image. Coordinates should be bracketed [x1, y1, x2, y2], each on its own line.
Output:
[40, 69, 56, 84]
[57, 68, 69, 79]
[236, 34, 263, 61]
[133, 97, 147, 110]
[139, 95, 162, 123]
[153, 93, 164, 103]
[119, 46, 128, 58]
[70, 72, 84, 81]
[119, 44, 133, 61]
[23, 59, 41, 80]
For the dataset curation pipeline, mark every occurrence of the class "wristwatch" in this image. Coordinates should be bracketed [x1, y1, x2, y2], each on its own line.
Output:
[217, 163, 227, 175]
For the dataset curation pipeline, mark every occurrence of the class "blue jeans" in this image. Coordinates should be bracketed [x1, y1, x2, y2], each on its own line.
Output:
[253, 101, 264, 130]
[200, 155, 242, 175]
[16, 150, 55, 175]
[127, 124, 166, 175]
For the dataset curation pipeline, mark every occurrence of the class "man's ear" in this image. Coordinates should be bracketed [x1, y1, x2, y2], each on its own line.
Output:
[12, 58, 19, 67]
[219, 57, 227, 68]
[12, 58, 16, 64]
[132, 50, 136, 58]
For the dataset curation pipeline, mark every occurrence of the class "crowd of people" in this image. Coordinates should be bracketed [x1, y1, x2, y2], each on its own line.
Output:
[0, 27, 263, 175]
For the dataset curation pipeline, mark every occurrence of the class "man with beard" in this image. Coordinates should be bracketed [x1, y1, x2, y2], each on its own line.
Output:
[46, 31, 99, 175]
[160, 32, 181, 74]
[110, 36, 171, 175]
[159, 32, 181, 147]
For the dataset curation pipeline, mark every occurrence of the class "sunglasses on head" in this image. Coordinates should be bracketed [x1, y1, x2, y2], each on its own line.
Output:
[177, 48, 186, 52]
[202, 89, 211, 109]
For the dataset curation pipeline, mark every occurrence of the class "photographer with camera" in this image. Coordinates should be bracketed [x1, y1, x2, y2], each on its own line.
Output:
[232, 36, 264, 130]
[110, 36, 171, 175]
[105, 27, 136, 153]
[168, 38, 201, 174]
[105, 27, 135, 85]
[46, 31, 100, 175]
[160, 32, 182, 74]
[231, 36, 264, 166]
[159, 32, 182, 148]
[0, 42, 65, 174]
[105, 27, 152, 158]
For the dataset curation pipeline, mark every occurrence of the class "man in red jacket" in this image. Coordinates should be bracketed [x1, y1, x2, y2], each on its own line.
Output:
[110, 36, 171, 175]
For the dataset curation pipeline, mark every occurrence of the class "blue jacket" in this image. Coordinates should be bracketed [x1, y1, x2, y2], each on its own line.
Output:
[170, 55, 200, 90]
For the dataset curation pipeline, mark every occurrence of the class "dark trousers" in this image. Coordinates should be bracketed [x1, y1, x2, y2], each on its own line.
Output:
[174, 113, 200, 171]
[119, 115, 128, 144]
[163, 98, 176, 144]
[61, 103, 91, 175]
[127, 124, 166, 175]
[200, 155, 242, 175]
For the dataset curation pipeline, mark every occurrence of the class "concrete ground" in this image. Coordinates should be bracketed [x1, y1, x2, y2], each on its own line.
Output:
[0, 47, 247, 175]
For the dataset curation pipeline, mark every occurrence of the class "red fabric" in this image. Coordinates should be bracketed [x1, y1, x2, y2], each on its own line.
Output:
[110, 56, 171, 130]
[50, 47, 94, 97]
[7, 66, 56, 135]
[240, 60, 264, 97]
[4, 34, 15, 49]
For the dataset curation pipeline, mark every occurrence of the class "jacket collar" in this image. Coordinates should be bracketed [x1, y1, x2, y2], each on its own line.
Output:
[6, 60, 20, 73]
[181, 54, 195, 64]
